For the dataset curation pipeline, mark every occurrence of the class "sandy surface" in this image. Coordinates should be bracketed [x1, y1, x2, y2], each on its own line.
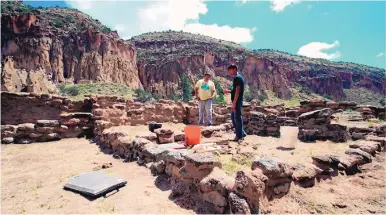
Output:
[1, 138, 194, 214]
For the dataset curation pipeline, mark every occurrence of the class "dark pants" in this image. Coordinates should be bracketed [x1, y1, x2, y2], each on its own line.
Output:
[231, 102, 247, 139]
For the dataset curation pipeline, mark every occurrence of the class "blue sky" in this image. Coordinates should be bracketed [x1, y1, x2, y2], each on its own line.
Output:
[24, 0, 385, 69]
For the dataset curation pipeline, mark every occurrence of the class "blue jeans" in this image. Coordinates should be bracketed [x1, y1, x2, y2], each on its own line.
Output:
[198, 99, 213, 125]
[231, 103, 246, 139]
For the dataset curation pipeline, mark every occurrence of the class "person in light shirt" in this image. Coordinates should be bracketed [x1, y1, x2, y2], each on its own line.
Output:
[194, 72, 216, 126]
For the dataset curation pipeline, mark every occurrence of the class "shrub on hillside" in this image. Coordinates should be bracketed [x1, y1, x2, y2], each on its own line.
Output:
[180, 74, 192, 102]
[380, 98, 386, 106]
[213, 78, 226, 104]
[134, 88, 160, 102]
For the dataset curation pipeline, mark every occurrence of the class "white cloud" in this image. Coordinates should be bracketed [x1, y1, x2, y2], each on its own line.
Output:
[138, 0, 208, 32]
[376, 52, 385, 57]
[184, 23, 256, 43]
[137, 0, 254, 43]
[67, 0, 93, 10]
[270, 0, 301, 12]
[66, 0, 255, 43]
[113, 24, 126, 32]
[297, 41, 341, 60]
[241, 0, 248, 4]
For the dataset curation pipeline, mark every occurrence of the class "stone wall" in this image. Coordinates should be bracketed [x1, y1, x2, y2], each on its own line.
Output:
[1, 114, 93, 144]
[297, 108, 349, 142]
[299, 99, 385, 120]
[91, 96, 231, 126]
[1, 92, 91, 125]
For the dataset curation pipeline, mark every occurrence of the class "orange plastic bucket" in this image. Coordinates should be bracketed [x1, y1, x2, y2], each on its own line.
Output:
[184, 125, 201, 146]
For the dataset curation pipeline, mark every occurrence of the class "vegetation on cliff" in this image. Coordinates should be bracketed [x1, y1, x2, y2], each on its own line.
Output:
[1, 1, 117, 39]
[58, 83, 134, 101]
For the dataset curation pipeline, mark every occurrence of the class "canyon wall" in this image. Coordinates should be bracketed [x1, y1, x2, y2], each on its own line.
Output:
[1, 5, 141, 94]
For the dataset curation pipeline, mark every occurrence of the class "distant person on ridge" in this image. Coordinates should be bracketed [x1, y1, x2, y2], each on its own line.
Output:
[194, 72, 216, 126]
[224, 64, 247, 142]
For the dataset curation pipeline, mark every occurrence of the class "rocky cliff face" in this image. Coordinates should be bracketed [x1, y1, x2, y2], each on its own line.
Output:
[1, 1, 141, 93]
[2, 2, 384, 103]
[131, 32, 385, 101]
[132, 32, 293, 99]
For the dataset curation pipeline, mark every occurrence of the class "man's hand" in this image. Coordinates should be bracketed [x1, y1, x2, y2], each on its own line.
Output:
[223, 89, 230, 94]
[231, 103, 236, 112]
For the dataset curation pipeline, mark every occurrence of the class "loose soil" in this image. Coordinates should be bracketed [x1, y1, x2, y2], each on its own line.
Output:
[1, 138, 194, 214]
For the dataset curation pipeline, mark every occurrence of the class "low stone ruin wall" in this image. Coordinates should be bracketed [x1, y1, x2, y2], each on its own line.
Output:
[94, 123, 385, 214]
[91, 96, 230, 126]
[298, 99, 385, 120]
[1, 114, 93, 144]
[1, 92, 91, 125]
[297, 108, 349, 142]
[94, 125, 296, 213]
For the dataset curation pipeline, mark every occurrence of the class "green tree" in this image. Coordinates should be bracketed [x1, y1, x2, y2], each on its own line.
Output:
[134, 88, 160, 102]
[170, 91, 182, 101]
[380, 98, 386, 106]
[180, 74, 192, 102]
[213, 78, 226, 104]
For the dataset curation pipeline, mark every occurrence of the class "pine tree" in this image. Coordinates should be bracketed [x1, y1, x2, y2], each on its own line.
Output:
[180, 74, 192, 102]
[213, 78, 226, 104]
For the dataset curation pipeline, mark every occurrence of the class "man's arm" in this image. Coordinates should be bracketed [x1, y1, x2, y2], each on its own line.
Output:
[231, 78, 241, 111]
[232, 86, 240, 109]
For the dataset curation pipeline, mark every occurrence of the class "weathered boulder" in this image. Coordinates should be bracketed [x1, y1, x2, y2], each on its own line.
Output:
[228, 192, 251, 214]
[150, 160, 166, 175]
[345, 148, 372, 163]
[2, 137, 14, 144]
[202, 191, 227, 207]
[36, 120, 59, 127]
[154, 128, 174, 144]
[349, 141, 381, 155]
[234, 170, 267, 200]
[184, 152, 222, 170]
[251, 157, 292, 178]
[17, 123, 36, 132]
[291, 164, 323, 187]
[199, 167, 234, 195]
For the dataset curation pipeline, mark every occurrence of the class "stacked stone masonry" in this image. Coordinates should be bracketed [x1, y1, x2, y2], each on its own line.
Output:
[95, 125, 385, 214]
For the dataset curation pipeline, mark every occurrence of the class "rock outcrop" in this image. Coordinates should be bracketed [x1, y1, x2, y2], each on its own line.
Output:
[131, 32, 385, 101]
[1, 1, 141, 93]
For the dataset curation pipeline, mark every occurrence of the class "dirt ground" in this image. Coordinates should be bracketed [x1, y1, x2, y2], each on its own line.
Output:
[1, 123, 385, 214]
[1, 138, 194, 214]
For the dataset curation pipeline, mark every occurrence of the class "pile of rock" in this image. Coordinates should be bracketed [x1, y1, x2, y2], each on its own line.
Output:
[298, 108, 349, 142]
[251, 157, 293, 200]
[245, 112, 281, 137]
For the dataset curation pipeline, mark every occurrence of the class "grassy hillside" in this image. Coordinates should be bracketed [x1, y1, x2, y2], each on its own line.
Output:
[58, 83, 134, 101]
[341, 88, 384, 107]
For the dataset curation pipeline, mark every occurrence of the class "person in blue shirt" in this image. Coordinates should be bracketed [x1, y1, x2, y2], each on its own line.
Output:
[223, 64, 247, 142]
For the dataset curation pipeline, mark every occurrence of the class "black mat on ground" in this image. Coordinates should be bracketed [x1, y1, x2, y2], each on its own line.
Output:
[64, 171, 127, 198]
